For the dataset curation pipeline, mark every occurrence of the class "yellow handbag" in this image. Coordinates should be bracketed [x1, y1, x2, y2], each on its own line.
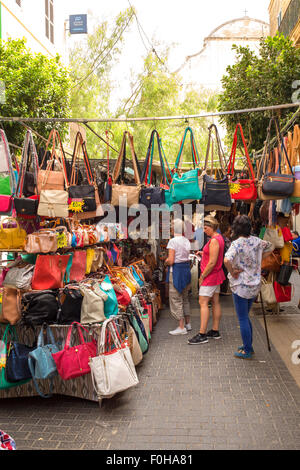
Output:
[0, 218, 27, 250]
[85, 248, 95, 275]
[280, 242, 293, 263]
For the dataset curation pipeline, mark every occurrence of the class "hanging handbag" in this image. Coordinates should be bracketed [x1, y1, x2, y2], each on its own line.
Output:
[24, 229, 58, 254]
[51, 321, 97, 380]
[37, 130, 68, 193]
[0, 130, 17, 215]
[28, 325, 61, 398]
[79, 282, 108, 324]
[261, 250, 282, 273]
[31, 254, 71, 291]
[169, 127, 203, 203]
[0, 325, 31, 390]
[89, 318, 139, 399]
[111, 131, 141, 207]
[202, 124, 231, 211]
[69, 250, 87, 282]
[139, 130, 167, 207]
[227, 123, 257, 201]
[258, 118, 295, 200]
[5, 326, 37, 383]
[127, 324, 143, 366]
[99, 275, 119, 318]
[2, 263, 34, 290]
[0, 217, 27, 250]
[21, 289, 61, 325]
[273, 281, 292, 303]
[0, 287, 22, 325]
[289, 124, 300, 203]
[103, 130, 113, 203]
[263, 225, 284, 250]
[91, 247, 104, 272]
[14, 130, 39, 218]
[260, 273, 277, 306]
[277, 260, 293, 286]
[37, 189, 69, 219]
[58, 286, 83, 324]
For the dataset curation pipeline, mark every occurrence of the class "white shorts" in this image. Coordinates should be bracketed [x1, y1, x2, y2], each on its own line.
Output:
[199, 285, 220, 297]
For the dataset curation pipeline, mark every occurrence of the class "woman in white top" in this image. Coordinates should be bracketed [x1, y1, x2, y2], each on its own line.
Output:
[165, 219, 192, 336]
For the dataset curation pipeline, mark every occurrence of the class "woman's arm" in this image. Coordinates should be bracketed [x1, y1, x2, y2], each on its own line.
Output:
[224, 258, 243, 279]
[199, 239, 219, 285]
[165, 249, 175, 266]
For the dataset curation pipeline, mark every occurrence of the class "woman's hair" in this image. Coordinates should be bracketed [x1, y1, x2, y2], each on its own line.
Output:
[173, 218, 185, 235]
[204, 215, 219, 231]
[231, 215, 252, 239]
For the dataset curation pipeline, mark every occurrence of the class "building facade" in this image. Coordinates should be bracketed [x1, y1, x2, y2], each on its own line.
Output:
[269, 0, 300, 46]
[0, 0, 66, 58]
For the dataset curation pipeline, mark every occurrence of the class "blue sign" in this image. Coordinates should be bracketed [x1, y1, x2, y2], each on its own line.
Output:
[69, 14, 88, 34]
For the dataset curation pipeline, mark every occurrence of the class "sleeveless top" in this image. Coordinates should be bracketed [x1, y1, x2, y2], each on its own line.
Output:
[200, 234, 225, 286]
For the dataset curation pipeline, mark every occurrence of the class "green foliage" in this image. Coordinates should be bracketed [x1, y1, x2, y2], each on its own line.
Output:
[218, 33, 300, 153]
[0, 38, 71, 148]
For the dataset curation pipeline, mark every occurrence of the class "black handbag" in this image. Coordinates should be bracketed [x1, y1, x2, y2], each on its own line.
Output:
[21, 290, 61, 326]
[277, 262, 293, 286]
[68, 132, 96, 212]
[5, 328, 37, 383]
[202, 124, 231, 211]
[58, 286, 83, 324]
[261, 117, 295, 198]
[14, 130, 39, 217]
[139, 130, 168, 208]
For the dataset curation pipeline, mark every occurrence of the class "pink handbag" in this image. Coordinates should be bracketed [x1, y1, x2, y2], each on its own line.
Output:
[69, 250, 87, 282]
[52, 322, 97, 380]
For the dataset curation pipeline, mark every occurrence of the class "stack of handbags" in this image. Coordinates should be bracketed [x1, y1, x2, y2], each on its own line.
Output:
[257, 117, 295, 201]
[89, 317, 139, 399]
[0, 129, 17, 216]
[202, 124, 231, 211]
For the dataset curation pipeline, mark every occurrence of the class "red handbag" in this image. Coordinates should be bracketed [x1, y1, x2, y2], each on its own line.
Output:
[31, 254, 71, 290]
[52, 322, 97, 380]
[113, 285, 131, 308]
[227, 123, 257, 201]
[273, 281, 292, 303]
[69, 250, 87, 282]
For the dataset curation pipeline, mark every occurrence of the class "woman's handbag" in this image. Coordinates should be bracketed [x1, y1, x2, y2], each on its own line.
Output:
[111, 131, 141, 207]
[127, 324, 143, 366]
[273, 281, 292, 303]
[52, 322, 97, 380]
[0, 287, 22, 325]
[103, 130, 113, 203]
[69, 250, 87, 282]
[277, 261, 293, 286]
[14, 130, 39, 218]
[5, 327, 37, 383]
[31, 254, 71, 290]
[37, 189, 69, 219]
[28, 326, 61, 398]
[79, 282, 108, 324]
[89, 318, 139, 399]
[0, 217, 27, 250]
[37, 130, 68, 193]
[260, 274, 277, 306]
[0, 130, 17, 215]
[263, 226, 284, 250]
[0, 325, 31, 390]
[202, 124, 231, 211]
[227, 123, 257, 201]
[169, 127, 203, 203]
[261, 250, 282, 273]
[2, 263, 34, 290]
[99, 275, 119, 318]
[24, 230, 58, 254]
[21, 290, 61, 325]
[58, 286, 83, 324]
[288, 124, 300, 202]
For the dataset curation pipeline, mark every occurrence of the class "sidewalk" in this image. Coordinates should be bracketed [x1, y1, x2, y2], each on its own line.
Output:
[0, 296, 300, 450]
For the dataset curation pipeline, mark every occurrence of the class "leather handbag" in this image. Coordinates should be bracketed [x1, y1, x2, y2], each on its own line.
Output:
[24, 230, 58, 253]
[31, 254, 71, 291]
[273, 281, 292, 303]
[69, 250, 87, 282]
[91, 247, 104, 272]
[0, 217, 27, 250]
[169, 127, 203, 203]
[2, 263, 34, 290]
[52, 321, 97, 380]
[99, 275, 119, 318]
[21, 289, 61, 325]
[202, 124, 231, 211]
[263, 226, 284, 250]
[89, 318, 139, 399]
[139, 130, 168, 207]
[127, 324, 143, 366]
[111, 131, 141, 207]
[37, 189, 69, 219]
[58, 286, 83, 324]
[0, 325, 31, 390]
[260, 273, 277, 306]
[0, 130, 17, 215]
[261, 250, 282, 273]
[277, 261, 293, 286]
[28, 325, 61, 398]
[288, 124, 300, 202]
[37, 130, 68, 193]
[0, 287, 22, 325]
[5, 326, 37, 382]
[79, 282, 108, 324]
[14, 130, 39, 218]
[227, 123, 257, 201]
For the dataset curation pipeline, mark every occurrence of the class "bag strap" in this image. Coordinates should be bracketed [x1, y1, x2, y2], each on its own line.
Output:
[40, 129, 69, 188]
[140, 130, 170, 186]
[174, 127, 200, 171]
[204, 124, 227, 175]
[227, 123, 255, 181]
[266, 117, 294, 175]
[112, 132, 141, 185]
[65, 322, 87, 349]
[70, 132, 95, 186]
[0, 129, 17, 196]
[16, 130, 39, 198]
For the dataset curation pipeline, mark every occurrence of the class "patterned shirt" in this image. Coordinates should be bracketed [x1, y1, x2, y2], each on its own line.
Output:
[225, 236, 272, 299]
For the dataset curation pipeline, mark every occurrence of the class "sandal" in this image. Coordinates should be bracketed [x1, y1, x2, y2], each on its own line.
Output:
[238, 345, 255, 354]
[234, 350, 253, 359]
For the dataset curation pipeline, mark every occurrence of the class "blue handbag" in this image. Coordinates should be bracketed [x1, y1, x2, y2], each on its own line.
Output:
[27, 326, 60, 398]
[5, 327, 37, 383]
[99, 275, 119, 318]
[130, 266, 144, 287]
[169, 127, 202, 203]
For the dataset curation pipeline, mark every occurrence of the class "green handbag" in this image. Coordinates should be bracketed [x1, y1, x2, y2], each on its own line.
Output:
[0, 325, 31, 390]
[0, 175, 11, 196]
[169, 127, 203, 203]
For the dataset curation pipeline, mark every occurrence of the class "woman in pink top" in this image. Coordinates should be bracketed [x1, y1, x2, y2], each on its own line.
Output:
[188, 215, 225, 345]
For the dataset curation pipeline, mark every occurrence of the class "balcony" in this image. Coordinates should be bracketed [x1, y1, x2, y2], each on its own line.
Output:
[278, 0, 300, 42]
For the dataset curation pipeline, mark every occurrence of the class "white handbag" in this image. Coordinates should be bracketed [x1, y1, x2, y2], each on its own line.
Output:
[79, 282, 107, 324]
[89, 318, 139, 399]
[263, 225, 284, 250]
[37, 189, 69, 218]
[260, 273, 277, 306]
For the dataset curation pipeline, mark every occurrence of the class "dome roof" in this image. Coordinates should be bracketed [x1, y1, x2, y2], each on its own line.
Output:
[206, 16, 269, 40]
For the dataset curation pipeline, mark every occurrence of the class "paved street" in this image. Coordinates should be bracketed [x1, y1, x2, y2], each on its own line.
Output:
[1, 297, 300, 450]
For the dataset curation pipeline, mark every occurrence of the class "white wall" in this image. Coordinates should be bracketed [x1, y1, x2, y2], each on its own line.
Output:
[1, 0, 66, 59]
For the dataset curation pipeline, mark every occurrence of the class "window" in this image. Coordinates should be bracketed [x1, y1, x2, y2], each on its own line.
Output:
[45, 0, 54, 44]
[277, 10, 282, 28]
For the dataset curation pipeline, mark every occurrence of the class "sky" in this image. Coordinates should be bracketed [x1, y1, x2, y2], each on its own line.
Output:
[62, 0, 271, 109]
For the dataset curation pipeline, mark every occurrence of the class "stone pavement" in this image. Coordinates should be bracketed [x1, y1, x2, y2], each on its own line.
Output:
[1, 296, 300, 450]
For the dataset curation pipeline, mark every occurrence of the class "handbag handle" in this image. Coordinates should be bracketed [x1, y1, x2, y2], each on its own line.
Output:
[112, 132, 141, 185]
[0, 129, 17, 196]
[227, 123, 255, 181]
[70, 132, 95, 186]
[204, 124, 227, 175]
[140, 130, 170, 186]
[65, 321, 89, 349]
[265, 117, 294, 176]
[39, 129, 69, 188]
[16, 130, 39, 198]
[174, 127, 200, 171]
